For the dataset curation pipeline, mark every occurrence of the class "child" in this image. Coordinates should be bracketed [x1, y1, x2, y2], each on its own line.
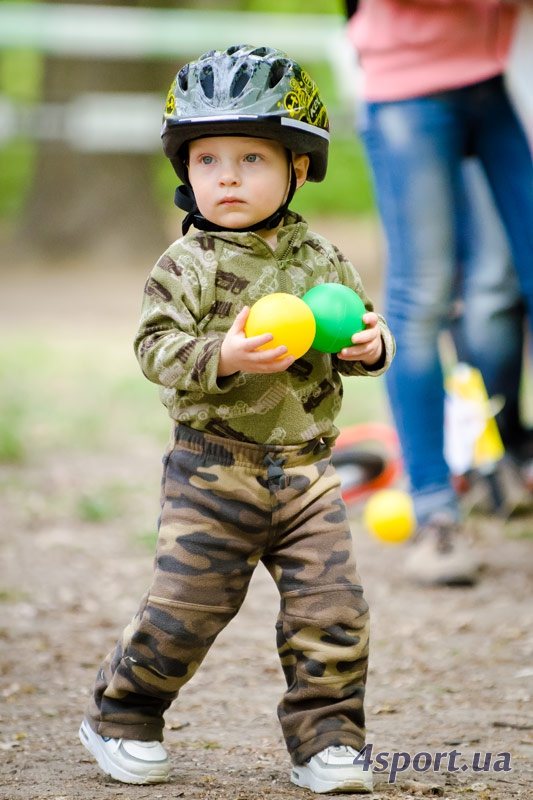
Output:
[79, 44, 395, 794]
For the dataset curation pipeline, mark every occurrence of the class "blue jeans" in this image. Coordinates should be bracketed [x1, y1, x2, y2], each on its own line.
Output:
[358, 76, 533, 524]
[452, 159, 525, 453]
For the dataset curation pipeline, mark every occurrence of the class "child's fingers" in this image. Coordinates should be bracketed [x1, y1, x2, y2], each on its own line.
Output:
[362, 311, 378, 326]
[250, 344, 290, 362]
[244, 332, 275, 351]
[257, 353, 294, 372]
[340, 329, 381, 358]
[244, 342, 293, 371]
[229, 306, 251, 335]
[350, 328, 376, 346]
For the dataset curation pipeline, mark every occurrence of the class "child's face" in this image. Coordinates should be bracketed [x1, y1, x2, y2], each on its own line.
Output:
[187, 136, 309, 236]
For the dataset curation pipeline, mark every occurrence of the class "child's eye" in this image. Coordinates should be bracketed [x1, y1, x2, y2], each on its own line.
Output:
[244, 154, 260, 163]
[200, 155, 215, 165]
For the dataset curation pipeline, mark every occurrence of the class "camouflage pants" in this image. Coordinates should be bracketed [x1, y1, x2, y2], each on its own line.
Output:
[85, 423, 370, 765]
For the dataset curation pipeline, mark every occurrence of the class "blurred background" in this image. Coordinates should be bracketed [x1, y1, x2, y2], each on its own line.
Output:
[0, 0, 376, 264]
[0, 0, 387, 526]
[3, 10, 533, 797]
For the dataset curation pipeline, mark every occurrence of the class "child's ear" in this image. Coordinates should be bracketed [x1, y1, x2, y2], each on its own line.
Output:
[293, 154, 310, 189]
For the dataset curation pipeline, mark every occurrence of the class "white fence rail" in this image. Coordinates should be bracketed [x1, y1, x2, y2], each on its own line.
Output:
[0, 4, 358, 151]
[0, 3, 349, 64]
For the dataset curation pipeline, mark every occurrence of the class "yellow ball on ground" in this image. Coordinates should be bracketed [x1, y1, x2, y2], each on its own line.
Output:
[244, 293, 316, 360]
[363, 489, 416, 544]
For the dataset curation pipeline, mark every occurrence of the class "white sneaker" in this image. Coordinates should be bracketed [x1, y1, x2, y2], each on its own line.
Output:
[291, 745, 373, 794]
[79, 718, 169, 784]
[404, 514, 479, 586]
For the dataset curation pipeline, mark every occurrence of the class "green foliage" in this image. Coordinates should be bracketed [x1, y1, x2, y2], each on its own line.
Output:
[0, 397, 25, 463]
[136, 529, 159, 551]
[0, 336, 169, 459]
[76, 487, 124, 523]
[293, 137, 374, 217]
[0, 47, 41, 218]
[0, 49, 42, 101]
[505, 522, 533, 540]
[0, 587, 30, 603]
[244, 0, 344, 13]
[0, 141, 35, 218]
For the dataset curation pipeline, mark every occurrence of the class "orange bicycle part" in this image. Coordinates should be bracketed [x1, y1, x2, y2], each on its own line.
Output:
[332, 422, 403, 504]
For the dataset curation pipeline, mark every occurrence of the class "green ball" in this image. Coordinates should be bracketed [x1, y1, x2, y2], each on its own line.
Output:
[302, 283, 366, 353]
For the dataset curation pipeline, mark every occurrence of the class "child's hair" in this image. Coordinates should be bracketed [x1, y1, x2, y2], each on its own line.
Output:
[161, 44, 330, 185]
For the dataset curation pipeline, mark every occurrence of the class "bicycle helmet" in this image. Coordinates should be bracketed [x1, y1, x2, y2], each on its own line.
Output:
[162, 44, 330, 184]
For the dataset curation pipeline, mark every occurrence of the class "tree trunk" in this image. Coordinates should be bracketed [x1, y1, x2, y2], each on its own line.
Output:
[15, 0, 186, 266]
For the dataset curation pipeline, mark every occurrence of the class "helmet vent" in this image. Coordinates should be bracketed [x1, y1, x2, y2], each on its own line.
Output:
[250, 47, 270, 57]
[199, 65, 215, 99]
[227, 45, 241, 55]
[177, 65, 189, 92]
[269, 59, 290, 88]
[231, 63, 252, 98]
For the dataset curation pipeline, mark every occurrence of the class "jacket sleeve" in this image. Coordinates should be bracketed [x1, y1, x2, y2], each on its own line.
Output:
[329, 244, 396, 377]
[133, 249, 239, 394]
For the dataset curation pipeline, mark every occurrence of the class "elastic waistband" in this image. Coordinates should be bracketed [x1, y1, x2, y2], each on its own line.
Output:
[173, 423, 329, 469]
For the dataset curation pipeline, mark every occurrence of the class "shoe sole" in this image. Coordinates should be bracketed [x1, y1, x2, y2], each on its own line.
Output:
[291, 766, 373, 794]
[79, 719, 169, 785]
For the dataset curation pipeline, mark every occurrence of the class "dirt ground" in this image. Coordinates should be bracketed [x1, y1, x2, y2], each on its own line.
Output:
[1, 223, 533, 800]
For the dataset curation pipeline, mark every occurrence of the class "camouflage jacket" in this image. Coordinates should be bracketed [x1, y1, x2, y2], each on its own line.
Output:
[134, 211, 395, 446]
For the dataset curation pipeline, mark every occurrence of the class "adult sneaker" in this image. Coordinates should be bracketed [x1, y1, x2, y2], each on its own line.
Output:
[79, 718, 169, 784]
[404, 514, 480, 586]
[291, 745, 373, 794]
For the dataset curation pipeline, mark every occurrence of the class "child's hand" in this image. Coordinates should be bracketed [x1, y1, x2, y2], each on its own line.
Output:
[218, 307, 295, 376]
[337, 312, 384, 366]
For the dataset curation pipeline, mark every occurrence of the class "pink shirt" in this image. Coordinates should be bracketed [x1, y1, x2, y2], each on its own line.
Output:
[348, 0, 519, 101]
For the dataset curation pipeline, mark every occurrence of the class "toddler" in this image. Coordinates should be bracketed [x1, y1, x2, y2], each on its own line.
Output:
[79, 44, 395, 794]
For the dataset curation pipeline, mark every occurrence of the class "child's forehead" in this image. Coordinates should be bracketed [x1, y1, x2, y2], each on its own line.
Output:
[188, 135, 284, 152]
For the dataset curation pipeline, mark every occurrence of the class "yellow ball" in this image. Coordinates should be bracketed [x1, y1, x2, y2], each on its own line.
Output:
[363, 489, 415, 544]
[245, 293, 316, 360]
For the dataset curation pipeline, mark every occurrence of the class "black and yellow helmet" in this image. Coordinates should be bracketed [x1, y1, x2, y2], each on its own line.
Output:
[161, 44, 330, 183]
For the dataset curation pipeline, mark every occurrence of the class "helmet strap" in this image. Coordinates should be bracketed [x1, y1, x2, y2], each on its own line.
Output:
[175, 163, 298, 236]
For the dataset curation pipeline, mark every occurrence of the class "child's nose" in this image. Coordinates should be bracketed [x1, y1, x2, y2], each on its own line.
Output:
[219, 164, 240, 185]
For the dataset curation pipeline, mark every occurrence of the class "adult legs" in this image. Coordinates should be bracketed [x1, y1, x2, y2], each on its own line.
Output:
[473, 78, 533, 326]
[359, 89, 532, 524]
[452, 157, 526, 451]
[359, 96, 463, 524]
[464, 77, 533, 462]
